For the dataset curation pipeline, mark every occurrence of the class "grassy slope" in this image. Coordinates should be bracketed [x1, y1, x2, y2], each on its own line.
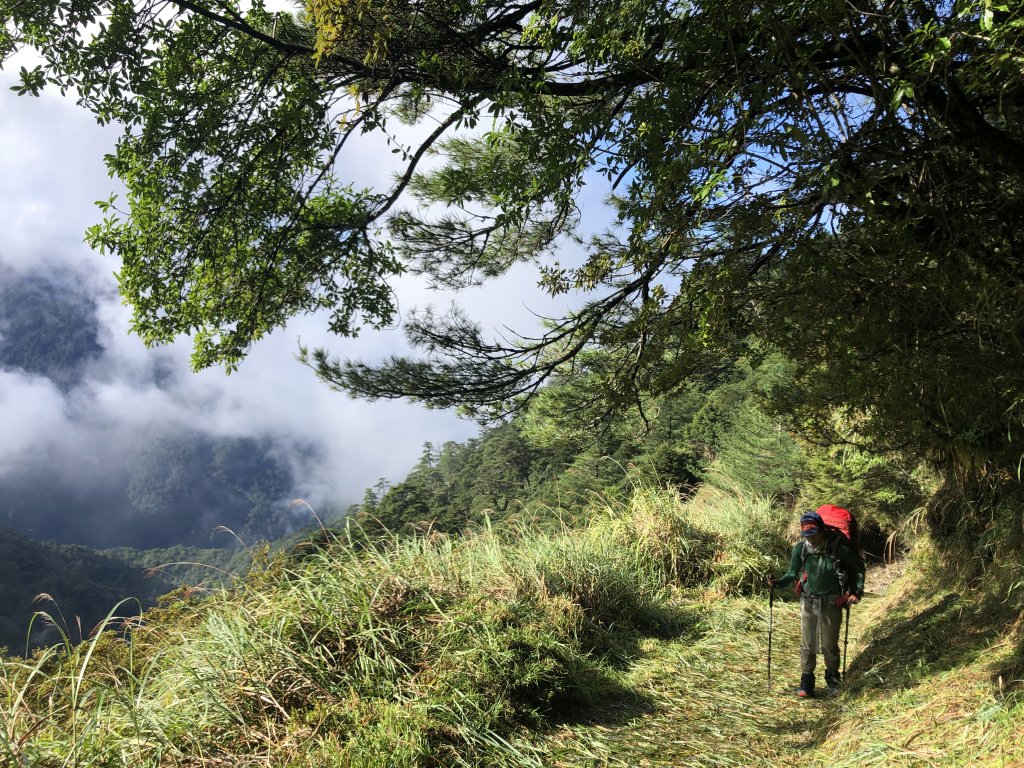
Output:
[811, 559, 1024, 768]
[2, 487, 1021, 766]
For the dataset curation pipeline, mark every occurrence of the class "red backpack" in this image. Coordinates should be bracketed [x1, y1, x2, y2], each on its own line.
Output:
[815, 503, 859, 552]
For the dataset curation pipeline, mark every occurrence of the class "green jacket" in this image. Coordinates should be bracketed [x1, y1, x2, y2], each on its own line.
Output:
[776, 539, 865, 597]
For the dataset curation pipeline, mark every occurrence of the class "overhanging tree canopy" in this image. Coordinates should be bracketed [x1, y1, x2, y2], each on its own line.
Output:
[3, 0, 1023, 470]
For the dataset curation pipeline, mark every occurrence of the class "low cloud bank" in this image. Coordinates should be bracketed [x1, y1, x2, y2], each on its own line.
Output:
[0, 71, 578, 548]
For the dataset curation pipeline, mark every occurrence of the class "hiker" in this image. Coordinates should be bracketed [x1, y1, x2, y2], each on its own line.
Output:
[768, 511, 865, 698]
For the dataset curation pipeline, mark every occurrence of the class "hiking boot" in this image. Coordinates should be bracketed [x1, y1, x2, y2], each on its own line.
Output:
[825, 673, 841, 697]
[797, 674, 815, 698]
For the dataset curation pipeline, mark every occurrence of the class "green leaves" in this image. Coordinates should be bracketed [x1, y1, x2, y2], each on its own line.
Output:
[6, 0, 1024, 478]
[4, 0, 404, 368]
[889, 82, 915, 112]
[9, 64, 45, 95]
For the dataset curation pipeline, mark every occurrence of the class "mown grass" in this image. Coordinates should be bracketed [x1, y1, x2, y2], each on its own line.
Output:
[804, 543, 1024, 768]
[2, 485, 1020, 767]
[540, 596, 811, 767]
[539, 546, 1024, 768]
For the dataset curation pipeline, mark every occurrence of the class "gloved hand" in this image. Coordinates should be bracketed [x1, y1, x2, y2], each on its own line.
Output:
[834, 594, 860, 608]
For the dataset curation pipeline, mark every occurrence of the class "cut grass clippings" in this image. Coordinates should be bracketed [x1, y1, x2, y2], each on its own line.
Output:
[539, 552, 1024, 768]
[541, 594, 837, 767]
[804, 552, 1024, 768]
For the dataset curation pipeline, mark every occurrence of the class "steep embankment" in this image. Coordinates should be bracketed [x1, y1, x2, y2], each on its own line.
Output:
[809, 557, 1024, 767]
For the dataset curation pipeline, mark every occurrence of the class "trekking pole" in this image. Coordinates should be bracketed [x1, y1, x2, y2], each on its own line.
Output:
[842, 604, 851, 680]
[767, 583, 774, 692]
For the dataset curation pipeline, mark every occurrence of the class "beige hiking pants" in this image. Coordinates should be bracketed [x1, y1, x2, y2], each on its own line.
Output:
[800, 593, 843, 677]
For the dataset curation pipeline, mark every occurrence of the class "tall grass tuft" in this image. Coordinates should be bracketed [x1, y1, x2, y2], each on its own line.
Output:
[678, 485, 791, 594]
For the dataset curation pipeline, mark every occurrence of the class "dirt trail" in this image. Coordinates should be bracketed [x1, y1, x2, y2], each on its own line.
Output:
[546, 562, 905, 767]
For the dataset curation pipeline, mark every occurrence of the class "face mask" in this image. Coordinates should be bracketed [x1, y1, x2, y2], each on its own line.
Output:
[804, 538, 820, 555]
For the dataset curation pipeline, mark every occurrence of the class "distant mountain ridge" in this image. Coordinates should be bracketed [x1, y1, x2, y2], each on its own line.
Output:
[0, 270, 345, 653]
[0, 524, 174, 653]
[0, 272, 103, 390]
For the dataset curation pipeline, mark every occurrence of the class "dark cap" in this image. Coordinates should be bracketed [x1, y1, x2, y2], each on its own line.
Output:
[800, 511, 824, 537]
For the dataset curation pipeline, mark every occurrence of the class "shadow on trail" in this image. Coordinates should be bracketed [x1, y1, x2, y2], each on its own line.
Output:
[781, 584, 1022, 751]
[550, 602, 707, 728]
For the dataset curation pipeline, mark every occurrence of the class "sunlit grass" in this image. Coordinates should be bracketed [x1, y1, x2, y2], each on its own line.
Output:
[804, 544, 1024, 768]
[2, 485, 1020, 767]
[6, 486, 763, 766]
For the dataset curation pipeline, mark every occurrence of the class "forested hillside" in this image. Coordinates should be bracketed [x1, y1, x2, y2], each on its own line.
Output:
[0, 526, 174, 653]
[352, 354, 921, 551]
[0, 274, 103, 390]
[0, 430, 305, 547]
[0, 526, 266, 654]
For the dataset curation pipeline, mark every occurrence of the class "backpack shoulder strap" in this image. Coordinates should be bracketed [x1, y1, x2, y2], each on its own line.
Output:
[827, 534, 850, 591]
[796, 541, 810, 595]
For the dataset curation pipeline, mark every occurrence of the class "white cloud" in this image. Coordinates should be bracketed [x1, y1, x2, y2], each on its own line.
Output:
[0, 56, 613, 538]
[0, 82, 120, 275]
[0, 370, 69, 474]
[0, 72, 481, 522]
